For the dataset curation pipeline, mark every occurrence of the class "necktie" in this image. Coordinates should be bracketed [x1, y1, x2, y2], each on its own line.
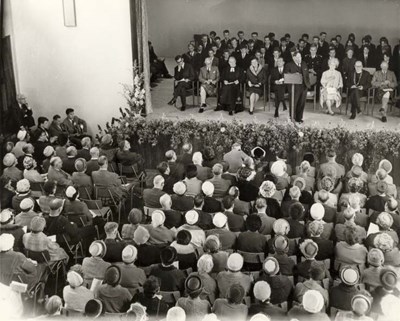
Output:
[230, 68, 235, 72]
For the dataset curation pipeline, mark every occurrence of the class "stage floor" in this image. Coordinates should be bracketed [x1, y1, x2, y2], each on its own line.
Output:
[148, 58, 400, 131]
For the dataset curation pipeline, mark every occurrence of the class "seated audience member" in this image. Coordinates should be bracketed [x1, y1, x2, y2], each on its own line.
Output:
[22, 157, 44, 183]
[102, 222, 126, 263]
[228, 186, 251, 216]
[0, 176, 15, 210]
[223, 142, 248, 174]
[173, 180, 196, 210]
[272, 235, 295, 276]
[183, 165, 203, 198]
[199, 57, 220, 113]
[143, 175, 166, 208]
[116, 140, 144, 177]
[361, 248, 385, 291]
[149, 246, 186, 292]
[167, 55, 195, 111]
[63, 270, 94, 313]
[134, 226, 162, 267]
[365, 212, 398, 248]
[366, 180, 390, 213]
[308, 203, 333, 240]
[12, 130, 29, 159]
[62, 146, 78, 175]
[166, 307, 186, 321]
[336, 291, 374, 321]
[82, 240, 111, 286]
[288, 290, 330, 321]
[207, 163, 231, 199]
[0, 233, 38, 290]
[222, 195, 244, 232]
[268, 219, 296, 256]
[177, 210, 205, 248]
[340, 177, 367, 208]
[259, 180, 282, 219]
[193, 152, 212, 181]
[36, 182, 57, 215]
[47, 156, 73, 187]
[23, 216, 69, 262]
[320, 58, 343, 115]
[347, 61, 371, 119]
[63, 186, 93, 226]
[15, 197, 39, 228]
[202, 181, 223, 213]
[202, 146, 219, 169]
[291, 160, 315, 193]
[295, 152, 316, 178]
[12, 178, 35, 212]
[177, 143, 193, 167]
[2, 153, 23, 183]
[286, 202, 306, 238]
[176, 275, 211, 319]
[216, 253, 252, 298]
[189, 254, 217, 303]
[308, 220, 334, 260]
[281, 185, 302, 218]
[165, 149, 185, 181]
[237, 214, 268, 254]
[246, 57, 266, 115]
[270, 57, 287, 118]
[71, 158, 93, 196]
[43, 295, 64, 318]
[335, 208, 367, 242]
[98, 134, 117, 168]
[203, 234, 229, 274]
[236, 167, 258, 202]
[371, 61, 398, 122]
[133, 276, 169, 318]
[373, 232, 400, 266]
[296, 239, 331, 280]
[77, 137, 91, 161]
[97, 265, 132, 313]
[159, 193, 182, 228]
[254, 197, 276, 236]
[121, 208, 142, 240]
[171, 229, 196, 264]
[54, 134, 68, 160]
[213, 285, 248, 321]
[86, 147, 100, 176]
[371, 197, 400, 231]
[147, 210, 174, 245]
[149, 40, 172, 80]
[329, 266, 361, 311]
[194, 194, 213, 230]
[48, 115, 66, 141]
[249, 281, 286, 318]
[157, 161, 176, 194]
[370, 268, 400, 315]
[115, 245, 146, 293]
[294, 261, 329, 308]
[17, 143, 34, 171]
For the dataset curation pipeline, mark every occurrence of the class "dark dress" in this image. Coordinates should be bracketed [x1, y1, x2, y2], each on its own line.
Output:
[219, 67, 244, 112]
[246, 66, 266, 96]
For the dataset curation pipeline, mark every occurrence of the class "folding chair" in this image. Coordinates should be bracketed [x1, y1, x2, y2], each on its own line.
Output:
[94, 184, 124, 224]
[237, 250, 265, 271]
[76, 186, 92, 200]
[62, 234, 85, 264]
[159, 291, 181, 307]
[30, 182, 45, 198]
[65, 212, 89, 227]
[143, 206, 158, 223]
[81, 199, 112, 221]
[173, 80, 196, 108]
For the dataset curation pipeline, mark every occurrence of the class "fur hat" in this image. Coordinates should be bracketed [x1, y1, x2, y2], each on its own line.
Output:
[263, 257, 280, 275]
[352, 153, 364, 167]
[213, 212, 227, 228]
[23, 156, 34, 170]
[151, 210, 165, 227]
[320, 176, 334, 192]
[289, 186, 301, 199]
[374, 232, 394, 252]
[300, 239, 319, 259]
[0, 233, 14, 252]
[367, 248, 384, 267]
[202, 181, 215, 196]
[379, 159, 392, 174]
[340, 266, 360, 286]
[227, 253, 244, 272]
[160, 246, 177, 265]
[173, 181, 187, 195]
[259, 181, 276, 198]
[376, 212, 393, 230]
[89, 240, 106, 258]
[310, 203, 325, 220]
[20, 197, 34, 211]
[303, 290, 324, 313]
[30, 216, 46, 233]
[185, 210, 199, 225]
[67, 271, 83, 288]
[122, 245, 138, 264]
[300, 160, 311, 172]
[3, 153, 17, 167]
[133, 226, 150, 245]
[253, 281, 271, 302]
[16, 179, 30, 193]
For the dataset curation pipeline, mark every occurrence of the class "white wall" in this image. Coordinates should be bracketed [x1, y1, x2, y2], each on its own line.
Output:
[5, 0, 133, 134]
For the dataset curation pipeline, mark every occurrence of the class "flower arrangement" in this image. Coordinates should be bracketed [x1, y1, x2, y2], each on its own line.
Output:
[97, 114, 400, 174]
[121, 61, 146, 116]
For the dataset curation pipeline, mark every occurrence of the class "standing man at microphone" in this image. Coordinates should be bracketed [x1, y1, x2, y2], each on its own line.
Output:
[284, 48, 311, 123]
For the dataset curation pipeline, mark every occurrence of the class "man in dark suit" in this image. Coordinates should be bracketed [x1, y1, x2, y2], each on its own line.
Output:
[268, 32, 280, 49]
[279, 37, 292, 63]
[270, 57, 288, 118]
[297, 39, 310, 58]
[331, 38, 345, 62]
[347, 61, 371, 119]
[285, 33, 295, 49]
[251, 32, 264, 51]
[237, 31, 248, 48]
[77, 137, 91, 161]
[168, 55, 195, 111]
[304, 44, 323, 100]
[148, 41, 172, 80]
[358, 46, 377, 69]
[318, 32, 330, 59]
[62, 108, 88, 144]
[221, 30, 231, 50]
[284, 49, 311, 123]
[236, 45, 251, 70]
[48, 115, 67, 139]
[207, 49, 219, 67]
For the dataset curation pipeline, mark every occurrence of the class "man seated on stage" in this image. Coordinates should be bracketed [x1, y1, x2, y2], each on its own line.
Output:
[149, 41, 172, 82]
[62, 108, 89, 148]
[236, 44, 251, 71]
[347, 61, 371, 120]
[284, 48, 311, 123]
[168, 55, 195, 111]
[371, 61, 398, 123]
[215, 56, 244, 116]
[207, 48, 219, 67]
[270, 57, 288, 118]
[304, 44, 323, 99]
[199, 58, 220, 113]
[268, 47, 282, 71]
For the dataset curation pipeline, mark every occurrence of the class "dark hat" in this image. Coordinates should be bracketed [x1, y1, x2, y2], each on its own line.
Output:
[309, 261, 325, 281]
[237, 167, 253, 180]
[380, 269, 398, 290]
[289, 202, 304, 220]
[273, 235, 289, 253]
[84, 299, 104, 318]
[160, 246, 177, 265]
[128, 208, 143, 225]
[251, 147, 266, 159]
[176, 229, 192, 245]
[185, 275, 203, 297]
[228, 284, 245, 304]
[104, 266, 121, 286]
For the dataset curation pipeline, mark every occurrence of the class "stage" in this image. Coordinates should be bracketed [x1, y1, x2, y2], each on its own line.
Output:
[148, 58, 400, 131]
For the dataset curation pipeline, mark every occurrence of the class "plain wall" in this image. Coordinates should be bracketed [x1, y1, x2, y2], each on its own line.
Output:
[4, 0, 133, 134]
[148, 0, 400, 57]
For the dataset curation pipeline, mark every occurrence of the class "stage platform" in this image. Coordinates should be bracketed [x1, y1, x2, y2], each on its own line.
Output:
[148, 58, 400, 131]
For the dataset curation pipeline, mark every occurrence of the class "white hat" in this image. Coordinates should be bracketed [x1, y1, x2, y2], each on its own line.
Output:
[250, 314, 271, 321]
[352, 153, 364, 167]
[341, 266, 359, 286]
[20, 198, 34, 211]
[0, 209, 13, 224]
[43, 146, 55, 158]
[173, 181, 186, 195]
[293, 177, 306, 191]
[197, 254, 214, 273]
[17, 130, 27, 141]
[289, 186, 301, 199]
[0, 234, 14, 252]
[270, 160, 286, 177]
[303, 290, 324, 313]
[16, 179, 30, 193]
[151, 210, 165, 227]
[212, 212, 227, 228]
[122, 245, 138, 264]
[65, 186, 77, 198]
[259, 181, 276, 198]
[3, 153, 17, 167]
[310, 203, 325, 220]
[379, 159, 392, 174]
[263, 257, 280, 275]
[67, 271, 83, 288]
[89, 240, 106, 258]
[185, 210, 199, 225]
[227, 253, 243, 272]
[253, 281, 271, 302]
[202, 181, 214, 196]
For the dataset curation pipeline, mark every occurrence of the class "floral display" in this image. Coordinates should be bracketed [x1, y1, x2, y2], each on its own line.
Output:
[120, 61, 146, 116]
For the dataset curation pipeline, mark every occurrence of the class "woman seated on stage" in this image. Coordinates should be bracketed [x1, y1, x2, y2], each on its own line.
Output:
[246, 57, 266, 115]
[320, 58, 343, 115]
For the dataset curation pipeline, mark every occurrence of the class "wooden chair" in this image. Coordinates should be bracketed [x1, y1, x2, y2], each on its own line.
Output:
[76, 186, 93, 200]
[81, 199, 112, 221]
[94, 184, 124, 224]
[173, 80, 196, 108]
[30, 182, 45, 198]
[62, 235, 85, 264]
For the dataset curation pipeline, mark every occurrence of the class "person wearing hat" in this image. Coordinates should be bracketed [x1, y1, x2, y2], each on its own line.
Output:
[202, 181, 223, 214]
[0, 233, 38, 290]
[203, 235, 229, 275]
[373, 232, 400, 267]
[295, 153, 316, 178]
[307, 220, 334, 260]
[102, 222, 126, 263]
[237, 215, 268, 260]
[371, 268, 400, 315]
[22, 156, 45, 183]
[314, 175, 338, 208]
[132, 275, 169, 319]
[378, 159, 394, 184]
[171, 181, 195, 212]
[82, 240, 111, 287]
[149, 246, 186, 292]
[177, 210, 206, 248]
[166, 306, 186, 321]
[12, 178, 35, 212]
[288, 290, 330, 321]
[340, 176, 367, 209]
[84, 299, 104, 318]
[249, 281, 286, 318]
[336, 290, 374, 321]
[12, 130, 29, 159]
[47, 156, 73, 187]
[133, 226, 162, 267]
[268, 219, 296, 256]
[361, 248, 385, 291]
[147, 210, 175, 246]
[296, 239, 331, 280]
[176, 275, 211, 320]
[335, 208, 367, 243]
[222, 196, 244, 232]
[330, 266, 362, 311]
[16, 143, 34, 171]
[286, 202, 306, 239]
[2, 153, 23, 183]
[115, 245, 146, 293]
[254, 197, 276, 236]
[294, 261, 329, 309]
[63, 186, 93, 226]
[216, 253, 252, 298]
[71, 158, 93, 196]
[121, 208, 143, 240]
[189, 254, 217, 303]
[307, 203, 333, 240]
[23, 216, 69, 263]
[371, 198, 400, 233]
[258, 181, 282, 219]
[44, 295, 64, 317]
[291, 160, 315, 193]
[63, 270, 94, 313]
[97, 265, 133, 313]
[366, 179, 390, 213]
[212, 284, 248, 321]
[116, 140, 145, 178]
[250, 147, 267, 171]
[271, 235, 295, 276]
[0, 209, 25, 252]
[365, 212, 398, 249]
[205, 213, 237, 251]
[171, 230, 197, 270]
[270, 160, 290, 192]
[15, 197, 39, 228]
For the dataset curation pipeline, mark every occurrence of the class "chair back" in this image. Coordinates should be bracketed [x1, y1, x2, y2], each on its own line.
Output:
[30, 182, 45, 197]
[65, 212, 87, 227]
[237, 250, 265, 264]
[363, 67, 376, 75]
[76, 186, 92, 200]
[159, 291, 181, 306]
[24, 249, 51, 264]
